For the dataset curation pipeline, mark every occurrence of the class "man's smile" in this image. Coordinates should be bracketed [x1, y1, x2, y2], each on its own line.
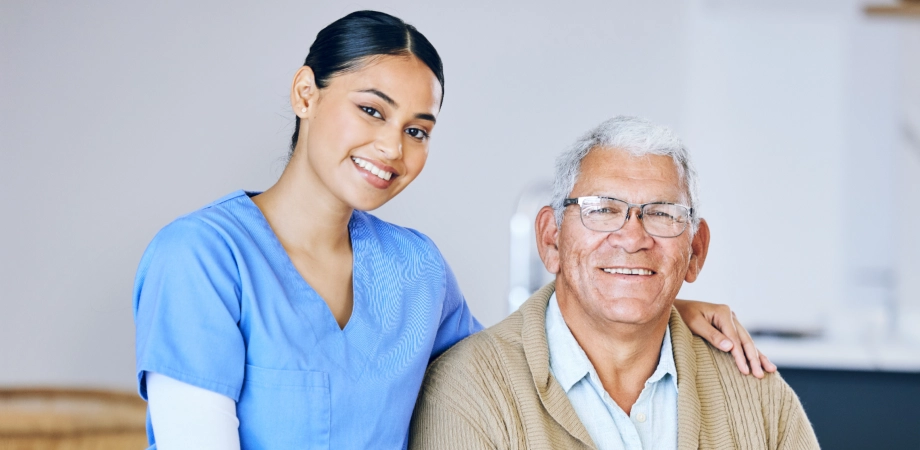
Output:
[601, 267, 656, 276]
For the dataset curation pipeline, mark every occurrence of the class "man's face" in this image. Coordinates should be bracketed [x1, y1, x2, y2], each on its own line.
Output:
[547, 148, 708, 328]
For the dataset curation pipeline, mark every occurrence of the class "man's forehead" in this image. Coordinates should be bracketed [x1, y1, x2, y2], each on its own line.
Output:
[574, 148, 685, 201]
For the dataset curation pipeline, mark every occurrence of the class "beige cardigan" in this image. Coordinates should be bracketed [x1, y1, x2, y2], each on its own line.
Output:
[410, 283, 819, 449]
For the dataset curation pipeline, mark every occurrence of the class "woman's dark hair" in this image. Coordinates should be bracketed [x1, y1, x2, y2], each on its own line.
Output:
[290, 10, 445, 154]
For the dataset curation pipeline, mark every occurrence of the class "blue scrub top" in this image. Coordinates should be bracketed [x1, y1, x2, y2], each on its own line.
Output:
[133, 191, 482, 449]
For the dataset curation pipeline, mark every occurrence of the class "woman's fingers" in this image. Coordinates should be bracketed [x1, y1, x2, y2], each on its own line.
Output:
[709, 328, 734, 353]
[685, 306, 733, 351]
[674, 299, 779, 377]
[706, 304, 752, 375]
[725, 329, 752, 376]
[734, 314, 765, 378]
[760, 351, 777, 373]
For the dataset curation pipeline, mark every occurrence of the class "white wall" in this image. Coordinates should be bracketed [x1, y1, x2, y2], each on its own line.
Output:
[2, 0, 918, 389]
[675, 0, 918, 340]
[677, 1, 920, 369]
[676, 0, 851, 332]
[897, 25, 920, 342]
[0, 0, 688, 389]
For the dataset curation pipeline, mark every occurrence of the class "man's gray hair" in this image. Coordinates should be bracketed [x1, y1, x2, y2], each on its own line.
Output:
[550, 115, 701, 232]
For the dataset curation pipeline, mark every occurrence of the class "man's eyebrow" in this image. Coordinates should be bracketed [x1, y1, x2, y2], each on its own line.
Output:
[358, 89, 398, 108]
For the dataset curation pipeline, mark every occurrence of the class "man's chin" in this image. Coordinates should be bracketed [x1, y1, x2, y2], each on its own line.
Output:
[596, 297, 673, 326]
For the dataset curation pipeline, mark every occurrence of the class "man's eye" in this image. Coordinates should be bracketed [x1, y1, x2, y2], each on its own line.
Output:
[405, 128, 429, 140]
[647, 210, 679, 222]
[360, 106, 383, 119]
[587, 207, 615, 215]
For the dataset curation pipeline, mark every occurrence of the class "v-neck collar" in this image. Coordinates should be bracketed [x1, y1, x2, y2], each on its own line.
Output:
[240, 191, 377, 380]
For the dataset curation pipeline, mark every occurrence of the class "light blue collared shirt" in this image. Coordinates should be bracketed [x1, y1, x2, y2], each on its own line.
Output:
[546, 293, 678, 450]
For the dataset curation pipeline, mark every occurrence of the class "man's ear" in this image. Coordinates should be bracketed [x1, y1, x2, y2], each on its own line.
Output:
[685, 218, 710, 283]
[291, 66, 320, 119]
[535, 206, 561, 274]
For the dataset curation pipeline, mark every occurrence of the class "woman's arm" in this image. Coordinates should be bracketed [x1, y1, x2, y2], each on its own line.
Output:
[147, 372, 241, 450]
[673, 299, 777, 378]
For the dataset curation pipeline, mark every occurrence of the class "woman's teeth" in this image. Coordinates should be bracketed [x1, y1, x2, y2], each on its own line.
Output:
[352, 157, 393, 181]
[603, 268, 654, 276]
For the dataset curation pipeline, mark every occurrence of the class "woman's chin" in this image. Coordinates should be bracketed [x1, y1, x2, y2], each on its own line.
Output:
[347, 183, 410, 212]
[347, 194, 392, 212]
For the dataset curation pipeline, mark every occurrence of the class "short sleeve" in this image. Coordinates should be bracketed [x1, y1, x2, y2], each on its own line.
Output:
[427, 244, 483, 359]
[134, 217, 246, 401]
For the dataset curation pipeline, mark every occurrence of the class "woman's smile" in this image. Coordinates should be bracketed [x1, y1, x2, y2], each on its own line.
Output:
[351, 156, 398, 189]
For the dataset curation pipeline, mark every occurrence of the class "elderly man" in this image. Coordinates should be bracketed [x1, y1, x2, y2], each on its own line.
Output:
[409, 116, 819, 449]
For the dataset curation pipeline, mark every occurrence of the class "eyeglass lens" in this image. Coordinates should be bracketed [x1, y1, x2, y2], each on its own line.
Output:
[579, 197, 689, 237]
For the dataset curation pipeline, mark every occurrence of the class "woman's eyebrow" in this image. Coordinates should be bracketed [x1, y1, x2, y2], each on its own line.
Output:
[358, 88, 437, 124]
[358, 89, 398, 107]
[415, 113, 436, 123]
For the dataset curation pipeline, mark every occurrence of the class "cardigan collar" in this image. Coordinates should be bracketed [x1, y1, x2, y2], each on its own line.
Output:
[519, 282, 596, 448]
[668, 298, 703, 449]
[518, 282, 703, 450]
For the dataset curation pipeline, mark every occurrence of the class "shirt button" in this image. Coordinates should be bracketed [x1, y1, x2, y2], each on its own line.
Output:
[636, 413, 647, 423]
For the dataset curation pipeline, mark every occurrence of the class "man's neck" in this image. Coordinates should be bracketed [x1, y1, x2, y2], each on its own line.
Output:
[556, 294, 671, 415]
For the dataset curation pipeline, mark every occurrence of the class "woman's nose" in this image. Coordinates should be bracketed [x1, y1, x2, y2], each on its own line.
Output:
[375, 127, 403, 160]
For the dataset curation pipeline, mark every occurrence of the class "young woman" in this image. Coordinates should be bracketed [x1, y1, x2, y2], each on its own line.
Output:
[134, 10, 774, 449]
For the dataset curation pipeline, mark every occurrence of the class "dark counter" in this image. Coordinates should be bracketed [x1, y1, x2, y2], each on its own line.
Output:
[780, 367, 920, 449]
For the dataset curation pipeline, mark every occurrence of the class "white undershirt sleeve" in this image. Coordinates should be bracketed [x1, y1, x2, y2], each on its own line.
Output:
[146, 371, 241, 450]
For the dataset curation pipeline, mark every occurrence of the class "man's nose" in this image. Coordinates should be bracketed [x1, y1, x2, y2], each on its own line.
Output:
[607, 206, 654, 252]
[375, 126, 403, 160]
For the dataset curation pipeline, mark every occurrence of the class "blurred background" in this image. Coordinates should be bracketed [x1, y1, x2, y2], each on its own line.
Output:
[2, 0, 919, 447]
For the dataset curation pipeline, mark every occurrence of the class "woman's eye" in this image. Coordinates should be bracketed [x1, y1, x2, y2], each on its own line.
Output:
[360, 106, 383, 119]
[405, 128, 429, 140]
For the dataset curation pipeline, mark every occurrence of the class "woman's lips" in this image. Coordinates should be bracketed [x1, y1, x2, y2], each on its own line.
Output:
[351, 156, 397, 189]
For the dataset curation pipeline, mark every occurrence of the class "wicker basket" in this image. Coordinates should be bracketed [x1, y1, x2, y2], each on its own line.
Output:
[0, 388, 148, 450]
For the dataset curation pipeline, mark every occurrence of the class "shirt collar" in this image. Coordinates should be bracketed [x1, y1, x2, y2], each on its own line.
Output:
[546, 293, 592, 392]
[545, 292, 678, 393]
[650, 324, 679, 393]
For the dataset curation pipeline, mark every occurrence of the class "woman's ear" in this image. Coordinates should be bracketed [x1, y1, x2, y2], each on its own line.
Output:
[535, 206, 561, 274]
[291, 66, 319, 119]
[685, 218, 710, 283]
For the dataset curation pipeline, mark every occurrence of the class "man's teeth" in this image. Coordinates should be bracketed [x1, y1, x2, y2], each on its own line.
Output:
[603, 268, 654, 276]
[351, 157, 393, 181]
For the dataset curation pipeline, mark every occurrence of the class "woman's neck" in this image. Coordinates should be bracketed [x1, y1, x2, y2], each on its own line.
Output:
[252, 159, 353, 255]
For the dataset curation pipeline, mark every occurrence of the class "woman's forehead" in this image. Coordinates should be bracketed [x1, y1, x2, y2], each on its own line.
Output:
[331, 55, 442, 110]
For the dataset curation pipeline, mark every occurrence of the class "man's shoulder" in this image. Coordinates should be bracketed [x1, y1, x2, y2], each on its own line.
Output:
[680, 328, 819, 448]
[693, 334, 791, 393]
[423, 284, 555, 400]
[426, 310, 527, 383]
[669, 310, 792, 397]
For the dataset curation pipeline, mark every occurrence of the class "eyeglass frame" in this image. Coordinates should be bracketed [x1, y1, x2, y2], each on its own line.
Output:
[562, 196, 695, 238]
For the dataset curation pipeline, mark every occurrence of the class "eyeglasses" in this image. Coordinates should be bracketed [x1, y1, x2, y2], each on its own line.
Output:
[563, 196, 693, 238]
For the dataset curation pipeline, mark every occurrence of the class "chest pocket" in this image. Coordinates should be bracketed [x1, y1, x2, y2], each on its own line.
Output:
[237, 364, 330, 449]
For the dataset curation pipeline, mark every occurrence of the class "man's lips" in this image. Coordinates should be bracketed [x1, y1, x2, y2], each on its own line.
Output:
[351, 156, 398, 181]
[601, 267, 656, 276]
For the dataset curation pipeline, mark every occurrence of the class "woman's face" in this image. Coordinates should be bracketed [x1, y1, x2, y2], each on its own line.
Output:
[294, 55, 442, 211]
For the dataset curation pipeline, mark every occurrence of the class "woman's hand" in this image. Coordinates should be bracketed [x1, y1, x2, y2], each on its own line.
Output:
[673, 299, 777, 378]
